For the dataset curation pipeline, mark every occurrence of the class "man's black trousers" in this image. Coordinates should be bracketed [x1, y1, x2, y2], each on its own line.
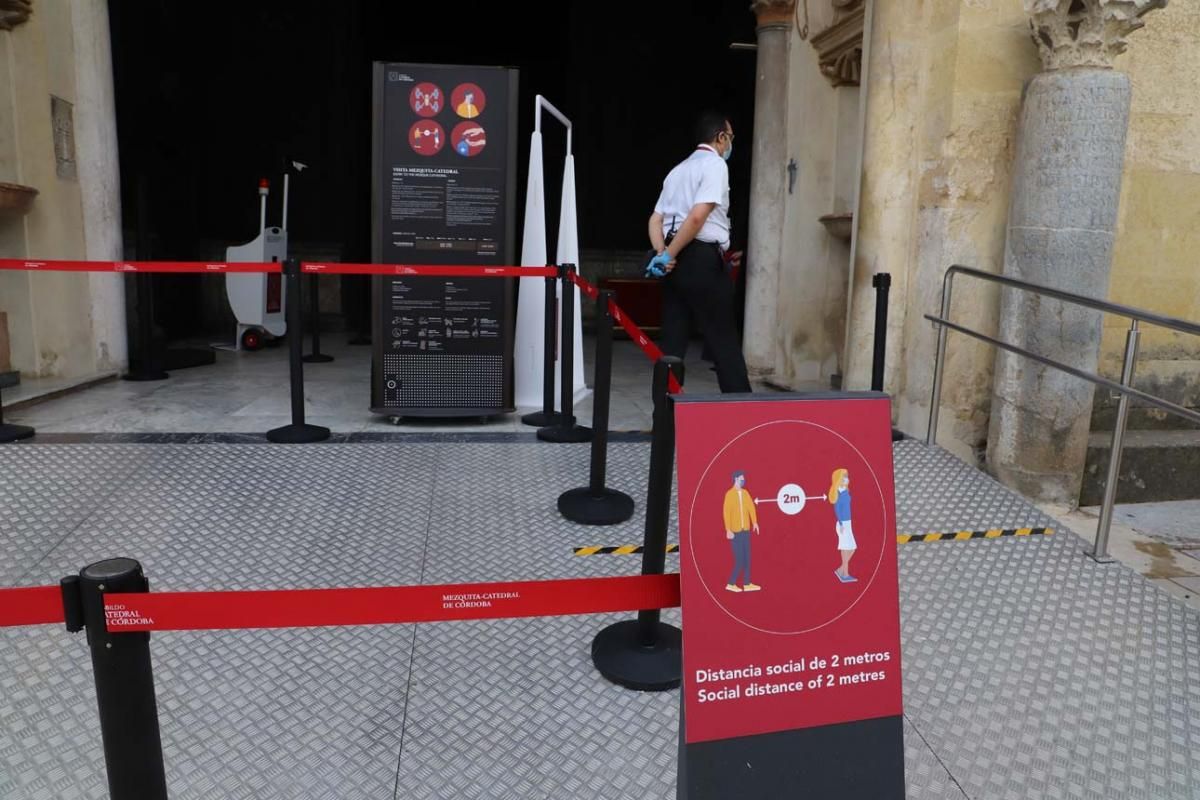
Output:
[660, 241, 752, 393]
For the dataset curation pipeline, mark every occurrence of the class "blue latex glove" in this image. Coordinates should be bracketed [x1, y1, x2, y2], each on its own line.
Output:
[645, 251, 671, 278]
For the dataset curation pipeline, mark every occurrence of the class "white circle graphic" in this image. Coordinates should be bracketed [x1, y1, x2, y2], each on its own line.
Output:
[776, 483, 806, 515]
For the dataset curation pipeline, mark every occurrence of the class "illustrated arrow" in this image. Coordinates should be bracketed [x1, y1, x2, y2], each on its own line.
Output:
[754, 495, 825, 505]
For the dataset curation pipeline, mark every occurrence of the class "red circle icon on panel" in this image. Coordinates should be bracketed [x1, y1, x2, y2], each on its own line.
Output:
[451, 122, 487, 157]
[685, 420, 888, 635]
[409, 121, 445, 156]
[410, 83, 444, 117]
[451, 83, 486, 119]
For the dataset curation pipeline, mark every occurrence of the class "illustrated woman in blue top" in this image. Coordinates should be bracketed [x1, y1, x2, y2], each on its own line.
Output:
[828, 468, 857, 583]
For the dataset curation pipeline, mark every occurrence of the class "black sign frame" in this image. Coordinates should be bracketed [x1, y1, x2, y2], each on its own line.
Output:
[370, 62, 519, 416]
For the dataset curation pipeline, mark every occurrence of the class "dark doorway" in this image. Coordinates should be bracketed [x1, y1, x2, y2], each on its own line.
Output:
[108, 0, 758, 343]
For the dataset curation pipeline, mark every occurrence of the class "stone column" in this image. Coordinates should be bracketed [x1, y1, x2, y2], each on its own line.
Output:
[71, 0, 127, 373]
[987, 0, 1167, 502]
[743, 0, 793, 378]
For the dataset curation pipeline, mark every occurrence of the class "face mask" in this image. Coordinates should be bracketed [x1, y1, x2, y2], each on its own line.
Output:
[722, 141, 732, 161]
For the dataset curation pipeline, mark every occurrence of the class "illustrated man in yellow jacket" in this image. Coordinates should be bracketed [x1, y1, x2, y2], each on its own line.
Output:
[723, 471, 761, 592]
[457, 90, 480, 119]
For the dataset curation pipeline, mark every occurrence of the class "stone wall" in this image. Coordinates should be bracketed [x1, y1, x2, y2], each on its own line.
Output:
[771, 0, 855, 390]
[844, 0, 1037, 463]
[831, 0, 1195, 469]
[0, 0, 124, 379]
[1103, 0, 1200, 409]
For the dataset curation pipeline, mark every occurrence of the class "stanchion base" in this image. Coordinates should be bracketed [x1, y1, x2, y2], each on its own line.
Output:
[0, 423, 35, 443]
[521, 410, 568, 427]
[591, 619, 682, 691]
[266, 423, 331, 444]
[558, 487, 635, 525]
[123, 370, 169, 382]
[537, 423, 593, 443]
[302, 353, 335, 363]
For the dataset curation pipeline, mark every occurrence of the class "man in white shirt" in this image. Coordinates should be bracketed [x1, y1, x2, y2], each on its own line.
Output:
[647, 112, 751, 393]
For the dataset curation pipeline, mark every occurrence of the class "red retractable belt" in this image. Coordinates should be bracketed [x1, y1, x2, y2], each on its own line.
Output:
[0, 259, 280, 273]
[0, 586, 65, 627]
[101, 573, 680, 632]
[301, 262, 556, 278]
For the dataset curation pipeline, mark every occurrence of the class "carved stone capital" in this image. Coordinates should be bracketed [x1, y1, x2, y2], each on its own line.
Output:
[1026, 0, 1168, 70]
[810, 0, 865, 86]
[751, 0, 795, 28]
[0, 0, 32, 31]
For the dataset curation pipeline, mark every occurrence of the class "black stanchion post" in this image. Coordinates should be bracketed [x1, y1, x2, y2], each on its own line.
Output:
[61, 559, 168, 800]
[558, 289, 634, 524]
[267, 258, 331, 443]
[537, 264, 592, 443]
[123, 273, 168, 382]
[302, 272, 334, 364]
[125, 176, 167, 382]
[521, 268, 566, 427]
[870, 272, 905, 442]
[0, 384, 34, 442]
[871, 273, 891, 392]
[591, 356, 684, 690]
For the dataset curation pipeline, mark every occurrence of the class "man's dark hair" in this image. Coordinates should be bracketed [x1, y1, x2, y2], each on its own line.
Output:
[695, 111, 730, 145]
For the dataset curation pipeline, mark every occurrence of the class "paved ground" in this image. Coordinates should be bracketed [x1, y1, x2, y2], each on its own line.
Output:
[5, 337, 725, 436]
[1108, 500, 1200, 546]
[1, 438, 1199, 799]
[1043, 500, 1200, 611]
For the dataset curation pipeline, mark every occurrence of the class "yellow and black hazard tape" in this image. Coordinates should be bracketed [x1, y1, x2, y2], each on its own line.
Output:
[573, 528, 1052, 555]
[895, 526, 1053, 544]
[574, 544, 680, 556]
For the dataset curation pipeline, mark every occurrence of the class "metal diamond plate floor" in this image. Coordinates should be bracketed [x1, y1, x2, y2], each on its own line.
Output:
[1, 438, 1198, 799]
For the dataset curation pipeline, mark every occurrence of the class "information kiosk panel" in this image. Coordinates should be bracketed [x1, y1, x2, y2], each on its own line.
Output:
[371, 63, 518, 416]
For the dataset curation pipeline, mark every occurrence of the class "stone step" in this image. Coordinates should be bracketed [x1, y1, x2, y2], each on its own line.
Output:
[1081, 428, 1200, 505]
[1090, 403, 1200, 432]
[1089, 382, 1200, 432]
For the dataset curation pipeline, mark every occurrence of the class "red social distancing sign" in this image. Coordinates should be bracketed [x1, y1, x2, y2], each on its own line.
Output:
[674, 395, 903, 745]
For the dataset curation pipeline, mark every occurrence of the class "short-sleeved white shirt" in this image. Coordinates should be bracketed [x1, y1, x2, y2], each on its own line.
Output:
[653, 144, 730, 251]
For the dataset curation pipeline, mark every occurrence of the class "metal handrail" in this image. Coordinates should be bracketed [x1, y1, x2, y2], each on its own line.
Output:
[938, 265, 1200, 338]
[926, 264, 1200, 563]
[926, 316, 1200, 428]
